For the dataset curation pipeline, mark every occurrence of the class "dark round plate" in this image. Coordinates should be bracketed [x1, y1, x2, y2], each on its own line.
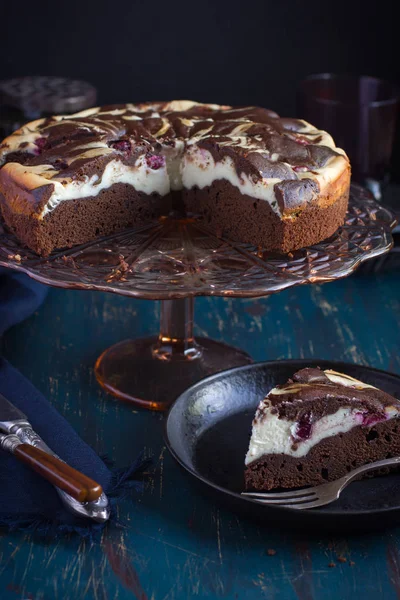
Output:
[165, 359, 400, 533]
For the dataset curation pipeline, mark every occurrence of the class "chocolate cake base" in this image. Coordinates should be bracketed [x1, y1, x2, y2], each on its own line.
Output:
[245, 418, 400, 491]
[0, 183, 172, 256]
[183, 180, 349, 253]
[0, 175, 349, 256]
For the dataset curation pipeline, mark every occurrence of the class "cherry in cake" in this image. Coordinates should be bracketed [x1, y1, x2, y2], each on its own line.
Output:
[0, 101, 351, 256]
[245, 368, 400, 490]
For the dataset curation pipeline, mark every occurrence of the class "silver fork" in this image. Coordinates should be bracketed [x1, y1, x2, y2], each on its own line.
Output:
[242, 456, 400, 510]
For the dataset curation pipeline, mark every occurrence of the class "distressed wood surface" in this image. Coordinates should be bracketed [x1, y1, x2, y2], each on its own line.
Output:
[1, 271, 400, 599]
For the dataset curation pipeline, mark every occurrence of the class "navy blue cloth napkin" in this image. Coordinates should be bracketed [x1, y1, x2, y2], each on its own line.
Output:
[0, 269, 144, 536]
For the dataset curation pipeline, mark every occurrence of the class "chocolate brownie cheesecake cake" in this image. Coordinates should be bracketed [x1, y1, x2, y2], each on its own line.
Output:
[0, 100, 350, 256]
[245, 368, 400, 491]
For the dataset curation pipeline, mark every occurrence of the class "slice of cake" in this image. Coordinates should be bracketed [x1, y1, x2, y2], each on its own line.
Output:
[0, 101, 350, 256]
[245, 367, 400, 491]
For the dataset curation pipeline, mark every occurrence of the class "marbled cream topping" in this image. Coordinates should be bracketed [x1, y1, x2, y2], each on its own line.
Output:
[245, 369, 400, 464]
[0, 100, 349, 220]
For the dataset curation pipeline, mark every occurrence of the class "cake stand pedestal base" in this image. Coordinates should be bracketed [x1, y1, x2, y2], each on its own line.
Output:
[95, 298, 252, 410]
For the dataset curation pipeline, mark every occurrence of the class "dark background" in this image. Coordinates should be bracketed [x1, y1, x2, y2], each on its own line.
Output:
[1, 0, 399, 176]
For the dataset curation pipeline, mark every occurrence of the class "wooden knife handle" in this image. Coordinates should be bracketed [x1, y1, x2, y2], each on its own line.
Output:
[14, 444, 103, 502]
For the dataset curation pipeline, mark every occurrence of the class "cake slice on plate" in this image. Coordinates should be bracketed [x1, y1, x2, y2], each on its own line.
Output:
[245, 367, 400, 491]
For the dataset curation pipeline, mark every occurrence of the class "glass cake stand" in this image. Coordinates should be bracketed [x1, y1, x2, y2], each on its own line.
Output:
[0, 184, 396, 410]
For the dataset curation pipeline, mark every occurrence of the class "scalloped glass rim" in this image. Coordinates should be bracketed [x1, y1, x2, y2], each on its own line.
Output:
[0, 184, 396, 300]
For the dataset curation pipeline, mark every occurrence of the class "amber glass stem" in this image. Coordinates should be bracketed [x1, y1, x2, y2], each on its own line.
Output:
[152, 298, 201, 361]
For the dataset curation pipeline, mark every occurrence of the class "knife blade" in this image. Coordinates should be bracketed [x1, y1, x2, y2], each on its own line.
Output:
[0, 392, 26, 428]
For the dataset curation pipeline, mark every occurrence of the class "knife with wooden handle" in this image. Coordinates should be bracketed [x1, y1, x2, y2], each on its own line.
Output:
[0, 392, 110, 521]
[0, 433, 102, 502]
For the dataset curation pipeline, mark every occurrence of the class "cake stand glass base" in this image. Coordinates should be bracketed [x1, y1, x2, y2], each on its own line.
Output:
[94, 298, 253, 410]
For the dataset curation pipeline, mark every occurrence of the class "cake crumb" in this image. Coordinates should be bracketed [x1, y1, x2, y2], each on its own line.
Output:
[118, 255, 129, 272]
[62, 255, 78, 269]
[266, 549, 276, 556]
[8, 253, 21, 262]
[328, 562, 336, 568]
[106, 255, 130, 282]
[337, 556, 347, 563]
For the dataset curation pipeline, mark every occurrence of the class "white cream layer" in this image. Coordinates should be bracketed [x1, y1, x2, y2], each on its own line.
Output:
[245, 407, 364, 463]
[181, 145, 347, 215]
[5, 157, 171, 218]
[245, 370, 397, 464]
[181, 148, 281, 214]
[44, 156, 170, 216]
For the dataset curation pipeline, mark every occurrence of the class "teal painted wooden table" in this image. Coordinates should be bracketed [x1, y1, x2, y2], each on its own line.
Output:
[1, 271, 400, 599]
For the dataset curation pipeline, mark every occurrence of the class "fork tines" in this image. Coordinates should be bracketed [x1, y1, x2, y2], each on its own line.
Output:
[242, 488, 323, 509]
